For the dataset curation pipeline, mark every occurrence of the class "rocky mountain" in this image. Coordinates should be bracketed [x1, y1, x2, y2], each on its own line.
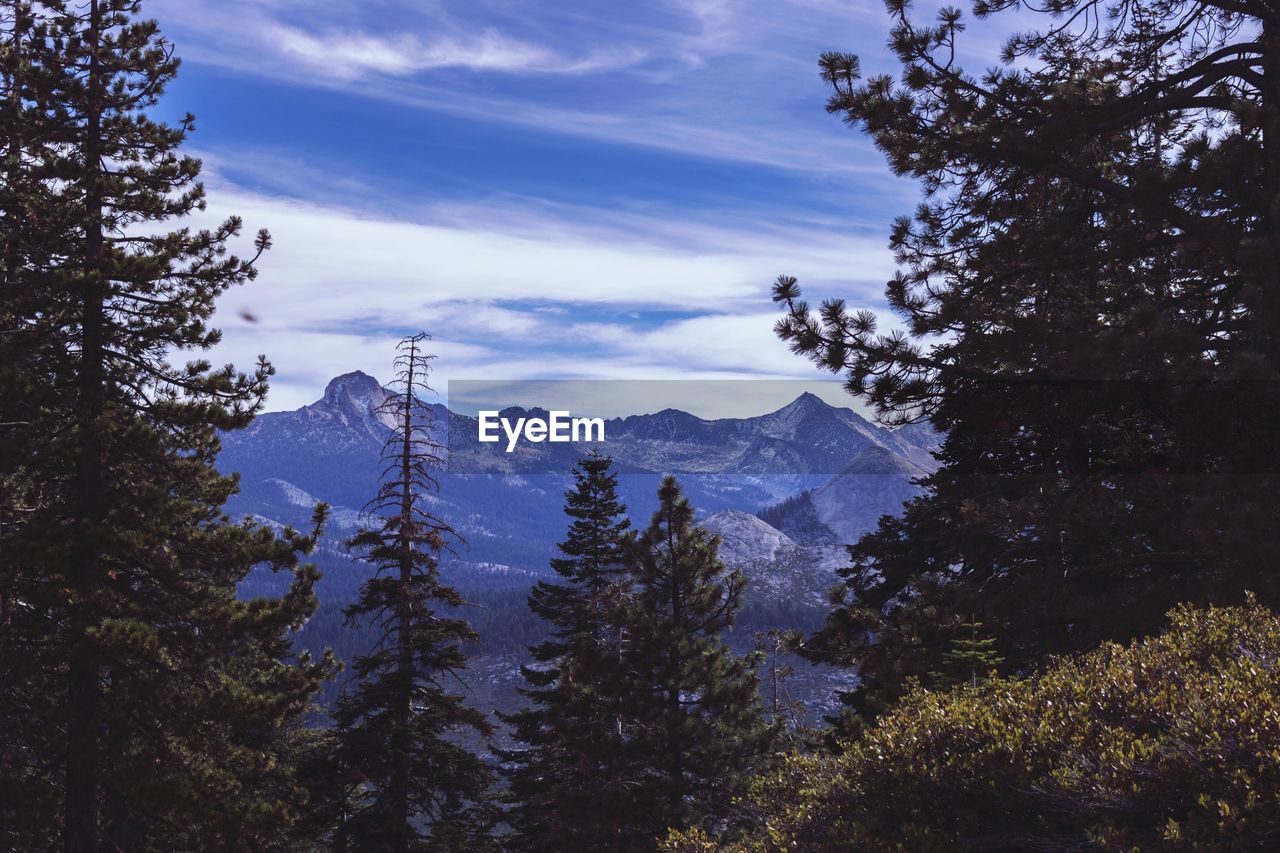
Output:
[701, 509, 796, 565]
[219, 371, 938, 600]
[811, 446, 930, 544]
[700, 510, 846, 607]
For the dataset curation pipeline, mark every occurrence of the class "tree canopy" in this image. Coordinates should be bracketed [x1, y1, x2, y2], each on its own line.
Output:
[776, 0, 1280, 717]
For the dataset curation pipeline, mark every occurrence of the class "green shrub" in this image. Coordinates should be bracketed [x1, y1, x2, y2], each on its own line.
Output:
[668, 598, 1280, 851]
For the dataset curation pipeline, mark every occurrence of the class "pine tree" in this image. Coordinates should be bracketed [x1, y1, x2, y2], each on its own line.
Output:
[0, 5, 72, 842]
[103, 505, 336, 850]
[0, 0, 59, 428]
[617, 475, 776, 841]
[501, 451, 635, 851]
[934, 620, 1004, 690]
[0, 2, 333, 848]
[775, 1, 1280, 719]
[327, 333, 495, 852]
[756, 628, 806, 731]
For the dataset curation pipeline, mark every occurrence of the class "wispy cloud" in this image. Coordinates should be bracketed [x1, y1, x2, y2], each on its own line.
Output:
[194, 183, 895, 410]
[151, 0, 897, 175]
[205, 182, 891, 313]
[269, 26, 647, 79]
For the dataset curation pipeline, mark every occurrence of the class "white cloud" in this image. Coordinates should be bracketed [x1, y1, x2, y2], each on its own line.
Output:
[148, 0, 898, 176]
[570, 309, 903, 379]
[190, 185, 895, 410]
[585, 311, 813, 373]
[204, 184, 891, 317]
[269, 26, 646, 79]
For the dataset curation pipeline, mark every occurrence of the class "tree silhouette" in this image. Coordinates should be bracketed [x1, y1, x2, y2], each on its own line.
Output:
[326, 333, 495, 851]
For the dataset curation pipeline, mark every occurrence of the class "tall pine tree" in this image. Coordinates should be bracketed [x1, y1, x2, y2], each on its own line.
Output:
[0, 2, 333, 847]
[616, 475, 776, 842]
[501, 452, 635, 851]
[775, 0, 1280, 719]
[1, 4, 71, 841]
[327, 333, 495, 852]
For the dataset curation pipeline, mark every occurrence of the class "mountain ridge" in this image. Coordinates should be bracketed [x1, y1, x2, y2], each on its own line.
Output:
[220, 372, 939, 601]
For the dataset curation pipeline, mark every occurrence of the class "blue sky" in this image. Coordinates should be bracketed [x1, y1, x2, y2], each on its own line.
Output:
[145, 0, 991, 414]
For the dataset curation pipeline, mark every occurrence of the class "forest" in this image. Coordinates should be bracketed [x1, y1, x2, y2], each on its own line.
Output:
[3, 0, 1280, 850]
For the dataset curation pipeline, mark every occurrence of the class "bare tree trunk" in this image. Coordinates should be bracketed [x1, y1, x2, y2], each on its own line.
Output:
[391, 338, 420, 848]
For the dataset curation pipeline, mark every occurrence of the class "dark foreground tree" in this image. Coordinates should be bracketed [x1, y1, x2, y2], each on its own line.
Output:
[667, 598, 1280, 851]
[501, 452, 636, 850]
[0, 2, 332, 849]
[323, 334, 495, 852]
[618, 476, 776, 843]
[775, 0, 1280, 718]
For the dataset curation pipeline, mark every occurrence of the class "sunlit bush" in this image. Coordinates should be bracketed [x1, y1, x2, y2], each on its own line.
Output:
[667, 598, 1280, 851]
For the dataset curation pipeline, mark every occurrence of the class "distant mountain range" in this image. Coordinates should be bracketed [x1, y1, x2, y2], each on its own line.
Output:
[219, 371, 939, 719]
[219, 370, 939, 605]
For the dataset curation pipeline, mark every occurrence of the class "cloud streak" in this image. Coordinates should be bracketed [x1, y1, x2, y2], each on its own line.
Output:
[150, 0, 897, 175]
[195, 184, 896, 410]
[270, 26, 648, 79]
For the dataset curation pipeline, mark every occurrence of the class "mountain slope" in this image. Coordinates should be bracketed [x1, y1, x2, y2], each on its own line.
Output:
[701, 510, 845, 608]
[701, 510, 795, 565]
[810, 446, 929, 545]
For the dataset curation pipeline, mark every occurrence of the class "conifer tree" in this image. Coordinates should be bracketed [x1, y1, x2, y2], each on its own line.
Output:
[775, 0, 1280, 719]
[328, 333, 495, 852]
[617, 475, 776, 841]
[756, 628, 806, 731]
[0, 5, 70, 841]
[0, 2, 333, 847]
[0, 0, 57, 425]
[501, 452, 635, 850]
[933, 621, 1004, 690]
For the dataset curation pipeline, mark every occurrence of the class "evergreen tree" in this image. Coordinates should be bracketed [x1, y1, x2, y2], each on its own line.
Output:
[0, 2, 333, 848]
[0, 0, 61, 433]
[0, 4, 71, 842]
[775, 1, 1280, 719]
[617, 475, 776, 841]
[933, 620, 1004, 690]
[755, 628, 806, 731]
[327, 333, 495, 852]
[501, 452, 634, 851]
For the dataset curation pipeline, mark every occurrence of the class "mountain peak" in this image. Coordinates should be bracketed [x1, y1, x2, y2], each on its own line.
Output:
[315, 371, 390, 427]
[324, 371, 382, 400]
[778, 391, 829, 412]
